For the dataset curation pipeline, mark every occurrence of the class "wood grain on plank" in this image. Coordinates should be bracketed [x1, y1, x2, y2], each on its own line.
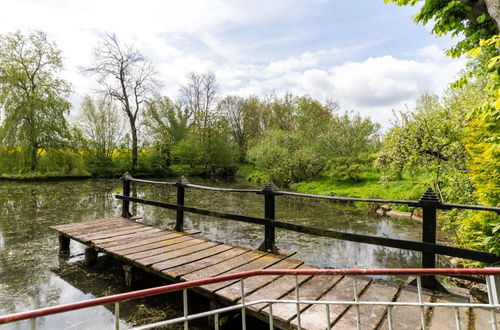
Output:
[214, 256, 303, 303]
[182, 250, 269, 282]
[135, 241, 220, 266]
[200, 250, 296, 294]
[260, 273, 343, 325]
[290, 276, 371, 330]
[378, 285, 433, 330]
[125, 238, 205, 260]
[166, 247, 249, 279]
[244, 265, 315, 313]
[332, 281, 399, 329]
[113, 235, 194, 255]
[156, 244, 235, 273]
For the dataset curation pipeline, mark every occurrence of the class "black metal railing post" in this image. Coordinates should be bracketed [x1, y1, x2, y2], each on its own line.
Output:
[175, 176, 189, 232]
[419, 188, 443, 290]
[121, 172, 132, 218]
[258, 182, 278, 253]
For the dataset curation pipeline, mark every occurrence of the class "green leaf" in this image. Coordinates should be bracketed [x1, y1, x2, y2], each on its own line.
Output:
[476, 14, 486, 24]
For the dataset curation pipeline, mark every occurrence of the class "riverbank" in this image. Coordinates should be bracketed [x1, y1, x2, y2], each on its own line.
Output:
[237, 165, 429, 212]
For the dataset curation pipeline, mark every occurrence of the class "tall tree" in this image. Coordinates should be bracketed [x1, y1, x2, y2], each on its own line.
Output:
[178, 71, 220, 128]
[79, 95, 123, 160]
[83, 34, 158, 169]
[0, 31, 71, 171]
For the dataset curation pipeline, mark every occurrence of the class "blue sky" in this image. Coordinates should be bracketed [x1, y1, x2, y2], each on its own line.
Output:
[0, 0, 465, 125]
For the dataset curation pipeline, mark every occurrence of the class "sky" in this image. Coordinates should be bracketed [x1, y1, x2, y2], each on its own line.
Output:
[0, 0, 466, 126]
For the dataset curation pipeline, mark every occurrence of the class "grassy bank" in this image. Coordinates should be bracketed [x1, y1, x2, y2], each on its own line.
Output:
[237, 165, 431, 211]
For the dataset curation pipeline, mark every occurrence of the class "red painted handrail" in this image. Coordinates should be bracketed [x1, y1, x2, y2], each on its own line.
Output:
[1, 268, 499, 324]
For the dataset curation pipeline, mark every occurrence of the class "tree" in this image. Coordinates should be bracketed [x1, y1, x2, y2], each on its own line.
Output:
[322, 112, 380, 181]
[143, 96, 188, 164]
[83, 33, 158, 169]
[385, 0, 499, 57]
[79, 95, 123, 160]
[178, 71, 219, 128]
[0, 31, 71, 171]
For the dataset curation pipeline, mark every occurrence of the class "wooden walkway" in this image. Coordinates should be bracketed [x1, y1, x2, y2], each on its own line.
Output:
[51, 217, 499, 330]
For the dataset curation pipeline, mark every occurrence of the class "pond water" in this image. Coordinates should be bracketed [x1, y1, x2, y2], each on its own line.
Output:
[0, 178, 425, 329]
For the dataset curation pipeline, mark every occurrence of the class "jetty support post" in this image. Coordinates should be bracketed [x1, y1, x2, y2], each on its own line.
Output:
[84, 247, 98, 266]
[258, 182, 278, 253]
[419, 188, 443, 290]
[121, 172, 132, 218]
[58, 234, 70, 254]
[175, 176, 189, 232]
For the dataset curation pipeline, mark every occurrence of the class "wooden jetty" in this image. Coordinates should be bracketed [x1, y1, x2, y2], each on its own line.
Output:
[51, 216, 500, 330]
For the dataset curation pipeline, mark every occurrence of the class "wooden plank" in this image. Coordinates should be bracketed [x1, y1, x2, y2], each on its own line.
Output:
[62, 221, 135, 237]
[166, 247, 250, 279]
[471, 307, 500, 329]
[244, 265, 315, 314]
[156, 244, 236, 274]
[78, 224, 151, 241]
[181, 250, 269, 282]
[111, 235, 194, 255]
[260, 273, 344, 325]
[290, 276, 371, 330]
[332, 281, 399, 329]
[105, 229, 199, 252]
[50, 217, 124, 230]
[428, 293, 469, 330]
[378, 285, 433, 330]
[134, 241, 220, 266]
[92, 228, 163, 245]
[213, 257, 303, 304]
[125, 238, 205, 260]
[198, 250, 296, 294]
[99, 231, 176, 250]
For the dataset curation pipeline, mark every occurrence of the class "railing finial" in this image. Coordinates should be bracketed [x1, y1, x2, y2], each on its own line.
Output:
[121, 172, 133, 180]
[419, 187, 440, 204]
[263, 181, 278, 194]
[176, 175, 190, 186]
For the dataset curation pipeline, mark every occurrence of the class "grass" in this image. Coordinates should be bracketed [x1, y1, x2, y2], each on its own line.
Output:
[238, 166, 432, 211]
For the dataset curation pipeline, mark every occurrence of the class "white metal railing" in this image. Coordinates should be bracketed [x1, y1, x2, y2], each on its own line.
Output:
[1, 268, 499, 330]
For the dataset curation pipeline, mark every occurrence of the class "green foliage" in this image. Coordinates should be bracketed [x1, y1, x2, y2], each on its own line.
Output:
[322, 112, 380, 181]
[248, 130, 324, 186]
[0, 31, 71, 171]
[384, 0, 499, 57]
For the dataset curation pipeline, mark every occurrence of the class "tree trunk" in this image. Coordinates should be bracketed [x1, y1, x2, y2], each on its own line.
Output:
[30, 146, 38, 172]
[130, 120, 138, 170]
[484, 0, 500, 31]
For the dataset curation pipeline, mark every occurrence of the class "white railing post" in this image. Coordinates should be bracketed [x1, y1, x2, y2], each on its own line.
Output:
[115, 302, 120, 330]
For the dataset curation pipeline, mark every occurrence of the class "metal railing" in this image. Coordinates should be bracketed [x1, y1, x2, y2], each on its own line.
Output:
[117, 174, 500, 290]
[0, 268, 499, 330]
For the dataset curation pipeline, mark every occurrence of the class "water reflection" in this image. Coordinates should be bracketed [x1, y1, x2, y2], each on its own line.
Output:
[0, 178, 423, 328]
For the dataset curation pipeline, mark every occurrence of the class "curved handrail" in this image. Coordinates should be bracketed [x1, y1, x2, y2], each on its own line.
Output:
[1, 268, 499, 325]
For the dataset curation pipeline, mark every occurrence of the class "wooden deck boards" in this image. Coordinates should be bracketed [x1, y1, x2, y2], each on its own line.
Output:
[50, 217, 498, 330]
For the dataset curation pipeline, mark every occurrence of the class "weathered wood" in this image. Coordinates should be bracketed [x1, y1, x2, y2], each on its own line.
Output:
[290, 276, 371, 329]
[428, 293, 469, 329]
[182, 250, 269, 282]
[92, 228, 162, 245]
[123, 264, 134, 287]
[244, 265, 315, 314]
[50, 216, 124, 230]
[260, 273, 344, 325]
[378, 285, 433, 330]
[471, 307, 500, 329]
[166, 247, 249, 279]
[125, 238, 204, 260]
[84, 247, 98, 266]
[121, 236, 198, 257]
[104, 232, 185, 251]
[156, 244, 235, 274]
[58, 234, 70, 253]
[79, 224, 149, 241]
[332, 281, 399, 329]
[135, 241, 220, 266]
[201, 250, 296, 294]
[108, 234, 193, 254]
[214, 257, 303, 304]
